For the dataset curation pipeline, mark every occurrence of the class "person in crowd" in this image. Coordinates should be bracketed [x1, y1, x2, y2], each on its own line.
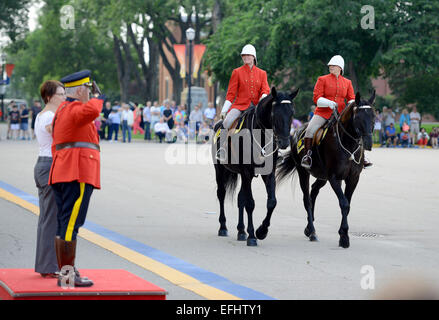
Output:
[410, 106, 421, 145]
[154, 117, 170, 143]
[197, 121, 212, 144]
[9, 104, 20, 140]
[189, 103, 203, 135]
[174, 104, 186, 125]
[429, 127, 438, 149]
[139, 105, 145, 130]
[175, 121, 188, 143]
[121, 103, 134, 143]
[417, 127, 429, 148]
[163, 102, 174, 130]
[31, 100, 42, 139]
[380, 106, 388, 145]
[385, 122, 398, 147]
[34, 80, 65, 278]
[108, 107, 121, 142]
[19, 104, 31, 140]
[143, 101, 152, 140]
[150, 101, 161, 133]
[399, 123, 411, 148]
[399, 108, 411, 133]
[159, 99, 168, 116]
[100, 101, 112, 140]
[383, 107, 396, 129]
[373, 109, 383, 145]
[132, 103, 144, 136]
[203, 102, 216, 128]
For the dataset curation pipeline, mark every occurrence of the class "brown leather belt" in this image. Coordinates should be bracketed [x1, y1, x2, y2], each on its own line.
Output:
[56, 142, 100, 152]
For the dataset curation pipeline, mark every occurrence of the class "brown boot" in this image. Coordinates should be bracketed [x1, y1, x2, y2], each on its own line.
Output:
[55, 237, 93, 287]
[301, 137, 313, 169]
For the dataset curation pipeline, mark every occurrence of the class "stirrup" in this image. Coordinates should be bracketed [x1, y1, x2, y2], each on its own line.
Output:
[216, 147, 227, 162]
[363, 161, 373, 168]
[301, 152, 312, 169]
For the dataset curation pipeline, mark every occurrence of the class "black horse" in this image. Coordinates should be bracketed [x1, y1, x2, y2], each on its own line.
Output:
[277, 91, 375, 248]
[212, 87, 299, 246]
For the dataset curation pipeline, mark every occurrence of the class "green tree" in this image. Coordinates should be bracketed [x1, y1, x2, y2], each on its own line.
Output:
[204, 0, 439, 118]
[6, 0, 118, 101]
[0, 0, 30, 42]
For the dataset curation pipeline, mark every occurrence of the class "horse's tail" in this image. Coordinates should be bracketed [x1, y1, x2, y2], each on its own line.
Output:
[276, 150, 297, 184]
[223, 169, 239, 198]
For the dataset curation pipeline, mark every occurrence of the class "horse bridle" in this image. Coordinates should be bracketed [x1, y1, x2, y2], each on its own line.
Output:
[334, 104, 372, 164]
[252, 98, 292, 157]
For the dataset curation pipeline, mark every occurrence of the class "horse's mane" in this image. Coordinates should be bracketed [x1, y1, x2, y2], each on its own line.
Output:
[340, 101, 356, 124]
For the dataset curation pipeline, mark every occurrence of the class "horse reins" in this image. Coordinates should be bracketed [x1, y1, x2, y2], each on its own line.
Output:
[252, 99, 292, 158]
[333, 104, 371, 164]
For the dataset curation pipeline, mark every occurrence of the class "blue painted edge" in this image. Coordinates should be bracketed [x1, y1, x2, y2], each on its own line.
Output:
[0, 180, 274, 300]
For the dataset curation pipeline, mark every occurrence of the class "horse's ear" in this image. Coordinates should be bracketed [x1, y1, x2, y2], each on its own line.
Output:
[290, 88, 300, 100]
[271, 87, 277, 98]
[355, 92, 361, 106]
[369, 90, 376, 105]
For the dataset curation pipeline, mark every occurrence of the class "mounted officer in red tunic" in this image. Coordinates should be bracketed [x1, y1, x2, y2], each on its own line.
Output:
[301, 55, 372, 169]
[216, 44, 270, 161]
[49, 70, 104, 287]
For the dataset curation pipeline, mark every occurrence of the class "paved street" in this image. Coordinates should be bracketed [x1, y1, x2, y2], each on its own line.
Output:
[1, 124, 439, 299]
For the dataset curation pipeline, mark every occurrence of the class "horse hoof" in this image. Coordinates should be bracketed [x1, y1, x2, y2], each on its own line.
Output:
[237, 232, 247, 241]
[339, 236, 350, 248]
[304, 227, 314, 238]
[309, 233, 319, 242]
[218, 229, 228, 237]
[247, 238, 258, 247]
[256, 226, 268, 240]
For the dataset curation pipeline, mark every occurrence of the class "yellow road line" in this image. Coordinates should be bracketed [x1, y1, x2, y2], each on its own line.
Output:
[0, 187, 240, 300]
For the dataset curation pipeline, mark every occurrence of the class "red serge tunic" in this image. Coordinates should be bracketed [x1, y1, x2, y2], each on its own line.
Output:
[313, 73, 355, 120]
[49, 98, 103, 189]
[225, 64, 270, 112]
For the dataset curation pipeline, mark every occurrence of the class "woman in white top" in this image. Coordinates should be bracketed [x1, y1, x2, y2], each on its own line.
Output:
[34, 80, 66, 278]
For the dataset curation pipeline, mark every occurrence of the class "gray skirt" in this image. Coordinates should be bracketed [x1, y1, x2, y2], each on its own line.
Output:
[34, 156, 58, 274]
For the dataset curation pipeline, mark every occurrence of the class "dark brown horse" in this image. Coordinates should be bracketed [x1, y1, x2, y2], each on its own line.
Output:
[277, 91, 375, 248]
[212, 87, 299, 246]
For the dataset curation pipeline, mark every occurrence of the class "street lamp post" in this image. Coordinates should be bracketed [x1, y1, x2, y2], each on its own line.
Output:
[185, 27, 195, 116]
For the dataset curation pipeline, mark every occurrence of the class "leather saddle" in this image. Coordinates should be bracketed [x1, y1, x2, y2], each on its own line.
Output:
[295, 114, 336, 154]
[213, 106, 255, 144]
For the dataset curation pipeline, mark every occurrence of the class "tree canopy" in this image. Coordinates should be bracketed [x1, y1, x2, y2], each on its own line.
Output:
[3, 0, 439, 118]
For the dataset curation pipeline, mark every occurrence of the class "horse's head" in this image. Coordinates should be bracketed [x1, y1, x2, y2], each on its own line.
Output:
[352, 90, 376, 151]
[270, 87, 299, 149]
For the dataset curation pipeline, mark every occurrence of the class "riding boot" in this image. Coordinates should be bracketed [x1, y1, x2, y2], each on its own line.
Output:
[301, 137, 313, 169]
[55, 237, 93, 287]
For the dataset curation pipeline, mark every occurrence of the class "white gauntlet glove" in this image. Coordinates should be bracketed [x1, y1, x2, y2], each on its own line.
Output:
[317, 97, 337, 109]
[221, 100, 232, 119]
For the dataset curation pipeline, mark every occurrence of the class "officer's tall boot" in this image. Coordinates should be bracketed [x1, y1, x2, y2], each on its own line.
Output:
[301, 137, 313, 169]
[55, 236, 93, 287]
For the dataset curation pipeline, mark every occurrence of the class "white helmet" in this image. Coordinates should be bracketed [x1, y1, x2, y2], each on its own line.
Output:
[241, 44, 257, 65]
[327, 55, 345, 74]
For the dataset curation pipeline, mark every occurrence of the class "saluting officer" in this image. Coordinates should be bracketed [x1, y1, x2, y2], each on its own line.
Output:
[49, 70, 104, 287]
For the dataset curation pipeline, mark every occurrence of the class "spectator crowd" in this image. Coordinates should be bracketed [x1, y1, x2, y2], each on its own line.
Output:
[96, 99, 217, 144]
[2, 99, 439, 150]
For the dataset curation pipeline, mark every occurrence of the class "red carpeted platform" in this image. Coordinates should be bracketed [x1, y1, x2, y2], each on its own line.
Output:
[0, 269, 167, 300]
